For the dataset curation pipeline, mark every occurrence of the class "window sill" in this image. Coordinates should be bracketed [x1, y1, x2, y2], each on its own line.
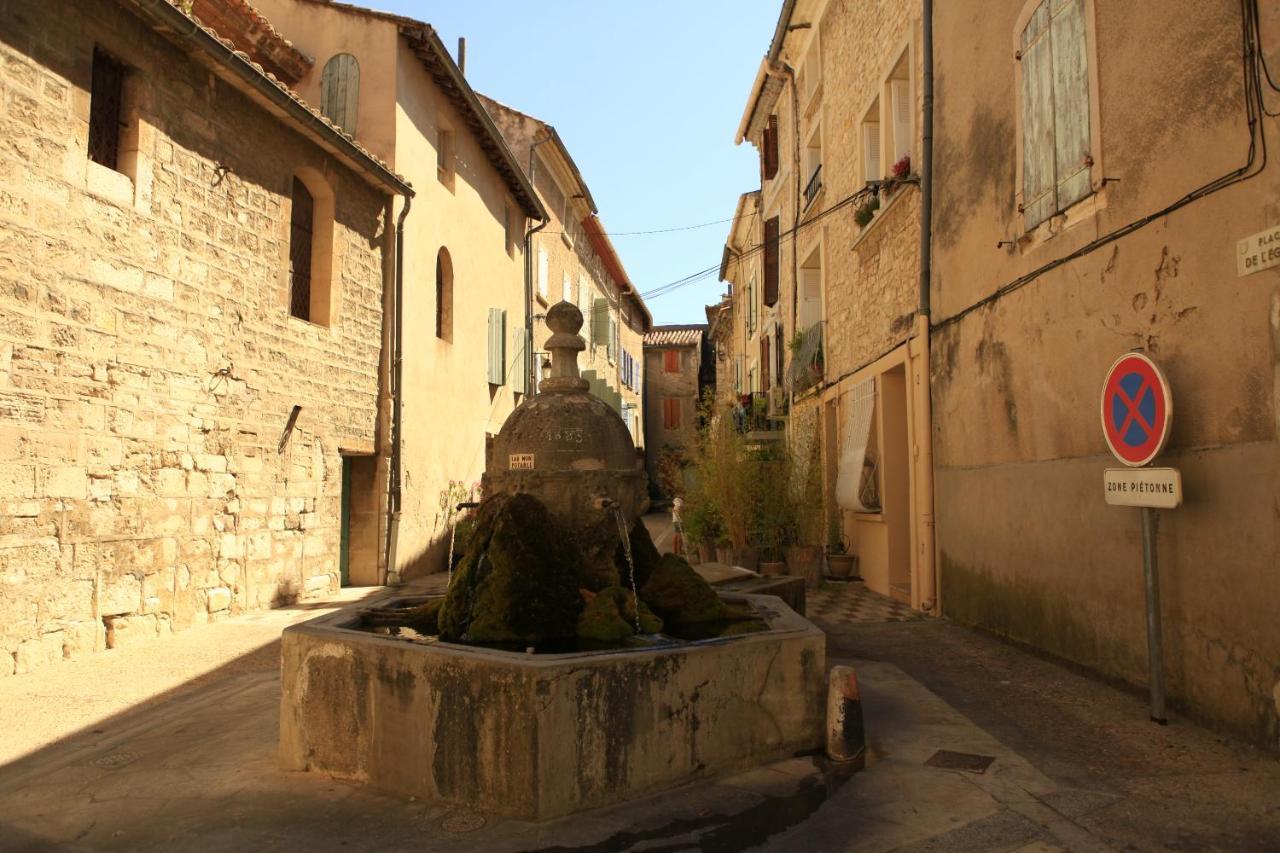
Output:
[1016, 187, 1108, 251]
[287, 314, 332, 332]
[853, 512, 884, 523]
[85, 159, 135, 209]
[801, 183, 825, 219]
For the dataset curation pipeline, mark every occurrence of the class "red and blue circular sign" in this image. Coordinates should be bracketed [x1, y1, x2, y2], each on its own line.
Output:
[1100, 352, 1172, 467]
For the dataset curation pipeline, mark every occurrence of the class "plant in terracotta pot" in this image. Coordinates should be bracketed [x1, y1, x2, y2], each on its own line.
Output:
[682, 490, 720, 566]
[825, 514, 857, 580]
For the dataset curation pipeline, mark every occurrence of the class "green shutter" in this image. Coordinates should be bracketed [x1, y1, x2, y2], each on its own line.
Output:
[487, 308, 506, 385]
[511, 325, 527, 394]
[592, 298, 610, 346]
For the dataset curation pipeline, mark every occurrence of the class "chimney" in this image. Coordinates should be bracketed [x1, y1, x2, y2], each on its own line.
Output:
[457, 37, 466, 76]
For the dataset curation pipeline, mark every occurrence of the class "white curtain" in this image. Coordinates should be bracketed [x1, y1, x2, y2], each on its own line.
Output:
[835, 378, 876, 511]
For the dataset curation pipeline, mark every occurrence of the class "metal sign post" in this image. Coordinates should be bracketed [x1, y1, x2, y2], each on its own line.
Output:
[1100, 352, 1177, 725]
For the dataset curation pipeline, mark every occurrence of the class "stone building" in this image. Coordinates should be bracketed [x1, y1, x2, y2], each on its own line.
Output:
[929, 0, 1279, 748]
[730, 0, 935, 607]
[251, 0, 547, 580]
[0, 0, 410, 674]
[478, 96, 651, 447]
[717, 190, 762, 402]
[643, 326, 710, 498]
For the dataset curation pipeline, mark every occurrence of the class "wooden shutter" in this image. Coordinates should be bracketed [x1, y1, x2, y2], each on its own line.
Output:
[761, 335, 771, 392]
[663, 398, 680, 430]
[511, 326, 527, 394]
[487, 308, 506, 385]
[1020, 1, 1057, 229]
[664, 350, 679, 373]
[320, 54, 360, 134]
[763, 217, 780, 307]
[763, 114, 779, 180]
[592, 299, 610, 345]
[862, 120, 881, 183]
[891, 78, 912, 164]
[1051, 0, 1091, 210]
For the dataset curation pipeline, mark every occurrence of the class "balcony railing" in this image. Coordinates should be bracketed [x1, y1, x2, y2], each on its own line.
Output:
[786, 321, 824, 393]
[803, 164, 823, 209]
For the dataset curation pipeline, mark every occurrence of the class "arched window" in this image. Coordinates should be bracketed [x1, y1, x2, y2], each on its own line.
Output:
[320, 53, 360, 135]
[435, 247, 453, 341]
[288, 169, 336, 325]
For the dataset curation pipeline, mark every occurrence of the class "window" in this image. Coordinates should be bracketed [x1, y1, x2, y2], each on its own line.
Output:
[763, 217, 780, 307]
[88, 47, 126, 171]
[577, 276, 590, 319]
[1019, 0, 1092, 229]
[486, 308, 507, 385]
[861, 100, 881, 185]
[436, 247, 453, 341]
[320, 54, 360, 135]
[746, 274, 758, 335]
[437, 125, 454, 184]
[663, 350, 680, 373]
[800, 33, 821, 104]
[592, 298, 610, 347]
[537, 249, 549, 302]
[288, 177, 313, 321]
[608, 312, 618, 365]
[762, 114, 779, 180]
[799, 246, 822, 329]
[562, 272, 573, 304]
[663, 398, 681, 430]
[287, 170, 336, 325]
[888, 73, 912, 167]
[803, 123, 823, 209]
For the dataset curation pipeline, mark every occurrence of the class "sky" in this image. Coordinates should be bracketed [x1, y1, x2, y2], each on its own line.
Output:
[372, 0, 779, 326]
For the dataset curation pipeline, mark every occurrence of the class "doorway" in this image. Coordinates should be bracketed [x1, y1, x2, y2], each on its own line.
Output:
[881, 365, 912, 603]
[340, 454, 379, 586]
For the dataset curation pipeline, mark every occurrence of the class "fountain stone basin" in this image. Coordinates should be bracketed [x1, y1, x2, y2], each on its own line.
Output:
[279, 590, 826, 821]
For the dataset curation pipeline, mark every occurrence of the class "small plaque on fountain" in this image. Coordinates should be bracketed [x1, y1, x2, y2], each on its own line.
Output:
[509, 453, 535, 470]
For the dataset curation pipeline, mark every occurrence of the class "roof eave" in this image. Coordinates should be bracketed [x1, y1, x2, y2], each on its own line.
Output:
[400, 25, 546, 220]
[123, 0, 411, 196]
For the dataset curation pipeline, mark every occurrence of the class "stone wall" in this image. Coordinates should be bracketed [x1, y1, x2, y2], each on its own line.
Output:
[0, 0, 392, 675]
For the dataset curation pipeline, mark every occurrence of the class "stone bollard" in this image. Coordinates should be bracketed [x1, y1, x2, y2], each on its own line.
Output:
[826, 665, 866, 766]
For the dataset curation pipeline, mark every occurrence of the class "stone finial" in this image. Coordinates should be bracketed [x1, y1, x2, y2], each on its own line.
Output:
[541, 301, 588, 393]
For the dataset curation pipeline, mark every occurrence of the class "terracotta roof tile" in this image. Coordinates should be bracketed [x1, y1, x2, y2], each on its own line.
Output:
[644, 326, 706, 348]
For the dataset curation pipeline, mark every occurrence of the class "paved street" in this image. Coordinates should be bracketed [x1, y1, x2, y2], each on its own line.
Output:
[1, 558, 1276, 852]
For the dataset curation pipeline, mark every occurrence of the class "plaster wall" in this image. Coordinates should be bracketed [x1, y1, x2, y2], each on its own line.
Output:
[931, 0, 1280, 747]
[0, 0, 392, 675]
[252, 1, 533, 579]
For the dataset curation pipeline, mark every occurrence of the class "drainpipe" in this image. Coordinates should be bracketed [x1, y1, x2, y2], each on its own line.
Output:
[384, 194, 412, 585]
[524, 134, 552, 392]
[916, 0, 938, 613]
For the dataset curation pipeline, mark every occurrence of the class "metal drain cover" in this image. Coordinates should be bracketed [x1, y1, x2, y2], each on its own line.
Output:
[925, 749, 995, 774]
[90, 751, 139, 770]
[442, 812, 486, 833]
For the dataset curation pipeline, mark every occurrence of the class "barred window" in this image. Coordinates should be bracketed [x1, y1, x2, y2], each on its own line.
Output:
[288, 177, 314, 321]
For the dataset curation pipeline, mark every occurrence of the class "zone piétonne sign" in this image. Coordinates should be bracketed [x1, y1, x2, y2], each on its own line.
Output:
[1100, 352, 1172, 467]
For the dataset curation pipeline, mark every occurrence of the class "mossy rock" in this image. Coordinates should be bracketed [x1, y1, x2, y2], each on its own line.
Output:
[639, 554, 728, 627]
[438, 493, 585, 644]
[716, 618, 768, 638]
[577, 586, 663, 644]
[614, 517, 662, 590]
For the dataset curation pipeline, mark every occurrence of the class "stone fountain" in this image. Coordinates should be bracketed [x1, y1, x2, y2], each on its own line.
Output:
[278, 302, 826, 820]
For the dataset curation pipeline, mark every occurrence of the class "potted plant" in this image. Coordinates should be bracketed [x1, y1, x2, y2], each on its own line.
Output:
[825, 514, 857, 580]
[853, 195, 880, 227]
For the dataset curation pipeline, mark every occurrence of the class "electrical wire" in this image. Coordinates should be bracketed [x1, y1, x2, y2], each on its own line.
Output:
[641, 184, 879, 301]
[934, 0, 1270, 332]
